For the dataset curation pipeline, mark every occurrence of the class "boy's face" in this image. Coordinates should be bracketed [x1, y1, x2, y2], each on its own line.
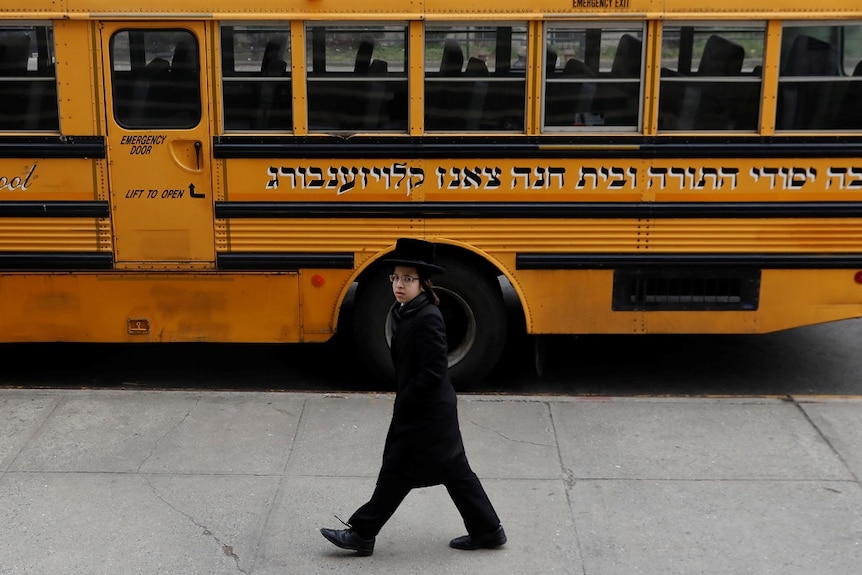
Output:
[392, 265, 422, 304]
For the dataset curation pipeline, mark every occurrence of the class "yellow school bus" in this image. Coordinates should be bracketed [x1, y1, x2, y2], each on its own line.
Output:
[2, 0, 862, 383]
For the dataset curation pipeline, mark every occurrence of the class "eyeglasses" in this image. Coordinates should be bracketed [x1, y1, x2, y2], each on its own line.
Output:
[389, 274, 419, 285]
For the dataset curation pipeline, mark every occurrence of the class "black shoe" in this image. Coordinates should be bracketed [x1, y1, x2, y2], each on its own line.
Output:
[449, 525, 507, 550]
[320, 528, 375, 556]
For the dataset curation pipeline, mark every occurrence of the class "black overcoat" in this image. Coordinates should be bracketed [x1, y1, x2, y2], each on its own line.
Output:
[380, 292, 472, 487]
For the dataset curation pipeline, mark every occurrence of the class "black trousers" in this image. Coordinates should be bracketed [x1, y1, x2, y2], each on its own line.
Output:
[347, 468, 501, 539]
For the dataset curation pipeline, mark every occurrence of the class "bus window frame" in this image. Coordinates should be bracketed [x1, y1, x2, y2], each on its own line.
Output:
[776, 20, 862, 132]
[108, 27, 202, 130]
[542, 21, 646, 133]
[423, 21, 529, 133]
[303, 21, 409, 134]
[220, 22, 294, 133]
[0, 21, 59, 132]
[656, 21, 766, 133]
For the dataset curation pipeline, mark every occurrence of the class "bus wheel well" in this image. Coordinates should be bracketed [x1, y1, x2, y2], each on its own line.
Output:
[349, 244, 510, 388]
[352, 243, 504, 287]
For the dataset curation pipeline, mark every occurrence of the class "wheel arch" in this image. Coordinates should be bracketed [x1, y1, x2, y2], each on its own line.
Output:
[339, 238, 528, 385]
[347, 239, 528, 312]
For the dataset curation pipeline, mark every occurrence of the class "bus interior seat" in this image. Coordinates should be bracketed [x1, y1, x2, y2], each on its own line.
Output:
[145, 57, 170, 75]
[439, 39, 464, 75]
[546, 46, 558, 76]
[835, 60, 862, 129]
[464, 57, 489, 129]
[369, 58, 388, 74]
[260, 40, 287, 76]
[778, 34, 839, 129]
[255, 39, 289, 129]
[565, 58, 597, 123]
[0, 32, 30, 75]
[25, 72, 49, 131]
[169, 41, 200, 123]
[142, 41, 199, 126]
[564, 57, 595, 77]
[698, 34, 744, 75]
[545, 58, 596, 127]
[354, 38, 374, 74]
[134, 57, 169, 124]
[171, 40, 198, 92]
[782, 34, 839, 76]
[0, 32, 31, 129]
[680, 35, 746, 129]
[611, 34, 642, 78]
[426, 40, 464, 129]
[363, 58, 389, 129]
[465, 56, 488, 77]
[596, 34, 641, 126]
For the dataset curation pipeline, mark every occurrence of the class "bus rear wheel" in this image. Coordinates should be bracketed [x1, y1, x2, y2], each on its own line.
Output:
[352, 257, 507, 388]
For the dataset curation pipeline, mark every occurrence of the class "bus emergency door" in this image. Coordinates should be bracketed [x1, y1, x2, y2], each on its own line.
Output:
[101, 22, 214, 266]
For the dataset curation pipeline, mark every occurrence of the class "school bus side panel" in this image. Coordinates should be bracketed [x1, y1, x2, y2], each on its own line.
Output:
[55, 20, 101, 136]
[0, 19, 111, 265]
[0, 273, 303, 342]
[0, 17, 307, 344]
[513, 268, 862, 335]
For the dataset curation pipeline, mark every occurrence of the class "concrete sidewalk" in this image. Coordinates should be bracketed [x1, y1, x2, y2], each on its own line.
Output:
[0, 390, 860, 574]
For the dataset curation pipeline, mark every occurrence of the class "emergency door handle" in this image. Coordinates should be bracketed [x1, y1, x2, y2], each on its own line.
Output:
[168, 139, 203, 172]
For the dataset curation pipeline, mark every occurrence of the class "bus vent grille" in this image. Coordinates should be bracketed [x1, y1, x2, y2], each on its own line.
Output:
[612, 268, 761, 311]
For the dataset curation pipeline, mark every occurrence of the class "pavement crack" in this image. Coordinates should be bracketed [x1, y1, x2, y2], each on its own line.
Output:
[792, 397, 861, 484]
[137, 398, 200, 472]
[562, 468, 575, 491]
[145, 477, 248, 574]
[470, 420, 553, 447]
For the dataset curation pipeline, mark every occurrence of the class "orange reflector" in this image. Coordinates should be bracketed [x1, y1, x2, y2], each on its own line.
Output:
[311, 274, 325, 287]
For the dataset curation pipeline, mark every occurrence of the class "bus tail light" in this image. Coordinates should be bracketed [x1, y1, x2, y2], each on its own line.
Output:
[854, 271, 862, 284]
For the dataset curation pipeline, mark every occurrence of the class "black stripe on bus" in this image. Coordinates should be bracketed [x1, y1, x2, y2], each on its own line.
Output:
[217, 252, 354, 270]
[215, 201, 862, 220]
[516, 253, 862, 270]
[0, 252, 113, 270]
[0, 201, 110, 218]
[213, 135, 862, 159]
[0, 136, 106, 159]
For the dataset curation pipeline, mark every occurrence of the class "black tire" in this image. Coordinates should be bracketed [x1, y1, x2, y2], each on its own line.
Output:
[352, 256, 508, 388]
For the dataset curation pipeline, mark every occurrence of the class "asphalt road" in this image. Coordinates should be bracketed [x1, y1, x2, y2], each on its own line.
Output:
[2, 316, 861, 396]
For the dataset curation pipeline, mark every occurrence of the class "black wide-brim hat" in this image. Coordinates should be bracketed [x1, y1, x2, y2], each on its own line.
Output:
[384, 238, 445, 274]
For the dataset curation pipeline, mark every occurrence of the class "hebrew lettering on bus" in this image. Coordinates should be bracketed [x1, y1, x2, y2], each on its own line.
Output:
[261, 162, 862, 194]
[436, 166, 503, 189]
[267, 163, 425, 195]
[576, 166, 637, 190]
[826, 167, 862, 190]
[647, 167, 739, 190]
[510, 167, 566, 189]
[750, 167, 816, 189]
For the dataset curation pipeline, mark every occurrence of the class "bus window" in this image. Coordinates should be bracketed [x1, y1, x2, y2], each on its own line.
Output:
[425, 23, 527, 132]
[221, 24, 292, 131]
[0, 23, 58, 131]
[778, 23, 862, 130]
[543, 24, 643, 131]
[658, 24, 764, 131]
[305, 24, 407, 132]
[110, 29, 201, 129]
